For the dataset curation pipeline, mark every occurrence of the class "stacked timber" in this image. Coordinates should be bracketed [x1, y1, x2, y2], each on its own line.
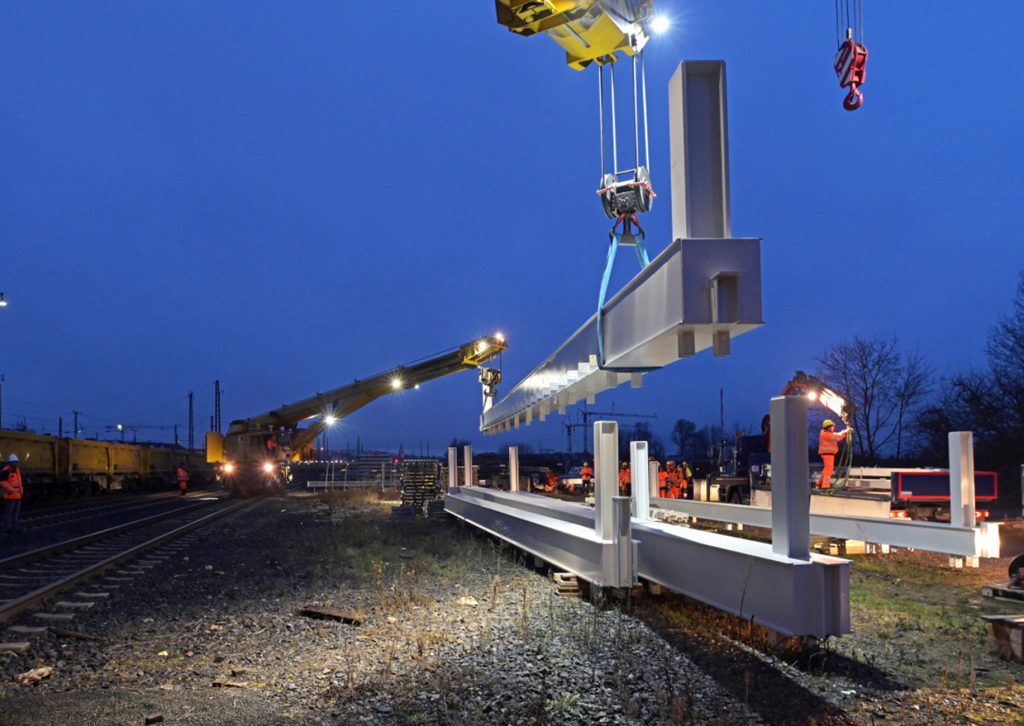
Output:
[399, 459, 441, 513]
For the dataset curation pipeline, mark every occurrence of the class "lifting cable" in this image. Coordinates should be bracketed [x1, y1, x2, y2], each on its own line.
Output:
[833, 0, 868, 110]
[593, 40, 656, 372]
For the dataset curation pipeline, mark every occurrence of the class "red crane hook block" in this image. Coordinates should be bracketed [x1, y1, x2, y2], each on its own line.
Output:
[834, 37, 868, 111]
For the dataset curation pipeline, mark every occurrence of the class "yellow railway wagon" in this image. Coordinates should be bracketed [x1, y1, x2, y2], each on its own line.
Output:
[0, 428, 210, 501]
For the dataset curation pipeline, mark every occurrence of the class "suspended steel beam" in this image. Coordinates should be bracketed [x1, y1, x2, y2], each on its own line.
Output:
[480, 236, 762, 434]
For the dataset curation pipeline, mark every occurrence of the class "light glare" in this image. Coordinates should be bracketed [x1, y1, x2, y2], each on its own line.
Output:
[391, 377, 403, 390]
[650, 15, 671, 34]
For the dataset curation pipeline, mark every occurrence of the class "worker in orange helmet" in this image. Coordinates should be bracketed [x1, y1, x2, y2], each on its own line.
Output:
[580, 461, 593, 495]
[618, 461, 631, 496]
[1, 454, 25, 532]
[818, 420, 852, 489]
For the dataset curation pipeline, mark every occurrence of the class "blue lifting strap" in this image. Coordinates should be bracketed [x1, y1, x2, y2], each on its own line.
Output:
[596, 229, 655, 371]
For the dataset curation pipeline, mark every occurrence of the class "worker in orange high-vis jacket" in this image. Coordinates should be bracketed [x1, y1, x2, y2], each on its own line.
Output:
[657, 462, 670, 498]
[176, 463, 190, 500]
[618, 461, 631, 496]
[1, 454, 25, 533]
[818, 420, 852, 489]
[580, 462, 593, 495]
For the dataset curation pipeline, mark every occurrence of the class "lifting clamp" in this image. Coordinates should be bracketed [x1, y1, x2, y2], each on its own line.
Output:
[834, 33, 868, 111]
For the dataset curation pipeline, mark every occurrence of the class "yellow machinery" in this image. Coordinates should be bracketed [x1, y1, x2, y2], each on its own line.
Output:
[207, 335, 507, 495]
[496, 1, 658, 231]
[495, 0, 653, 70]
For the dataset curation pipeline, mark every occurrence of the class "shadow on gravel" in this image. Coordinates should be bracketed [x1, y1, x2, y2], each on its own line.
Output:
[615, 591, 908, 726]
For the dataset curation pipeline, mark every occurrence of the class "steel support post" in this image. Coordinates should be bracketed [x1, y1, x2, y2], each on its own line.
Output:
[611, 497, 637, 587]
[594, 421, 619, 540]
[447, 447, 458, 493]
[509, 445, 520, 493]
[769, 396, 810, 560]
[631, 440, 650, 520]
[463, 445, 474, 488]
[649, 461, 659, 501]
[948, 432, 975, 529]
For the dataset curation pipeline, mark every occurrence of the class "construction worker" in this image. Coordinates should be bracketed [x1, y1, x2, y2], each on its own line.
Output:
[580, 461, 593, 495]
[818, 420, 852, 489]
[1, 454, 24, 532]
[176, 463, 190, 500]
[657, 462, 670, 498]
[663, 460, 680, 498]
[618, 461, 631, 496]
[680, 461, 693, 500]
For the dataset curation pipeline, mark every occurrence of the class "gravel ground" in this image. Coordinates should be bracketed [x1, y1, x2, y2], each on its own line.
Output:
[0, 491, 1021, 725]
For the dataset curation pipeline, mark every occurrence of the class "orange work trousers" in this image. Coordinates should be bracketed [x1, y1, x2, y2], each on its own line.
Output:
[820, 454, 835, 489]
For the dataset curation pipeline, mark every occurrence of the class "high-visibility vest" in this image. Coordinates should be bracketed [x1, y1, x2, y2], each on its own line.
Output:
[176, 467, 189, 483]
[1, 466, 23, 500]
[658, 470, 669, 494]
[580, 466, 593, 482]
[819, 429, 846, 455]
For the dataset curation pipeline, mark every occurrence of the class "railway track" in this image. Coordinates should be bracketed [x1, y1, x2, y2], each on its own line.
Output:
[0, 495, 260, 625]
[17, 488, 219, 531]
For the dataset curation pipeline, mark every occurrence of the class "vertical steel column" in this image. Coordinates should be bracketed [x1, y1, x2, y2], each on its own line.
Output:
[611, 496, 636, 587]
[509, 445, 520, 493]
[593, 420, 619, 540]
[948, 432, 975, 528]
[463, 445, 474, 488]
[631, 440, 649, 520]
[447, 447, 458, 493]
[648, 460, 659, 500]
[769, 396, 810, 560]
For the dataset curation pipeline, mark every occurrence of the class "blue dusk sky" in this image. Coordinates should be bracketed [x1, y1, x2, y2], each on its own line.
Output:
[1, 1, 1021, 455]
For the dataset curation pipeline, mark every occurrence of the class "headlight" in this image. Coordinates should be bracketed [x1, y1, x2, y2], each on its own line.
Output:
[223, 463, 235, 474]
[262, 462, 274, 473]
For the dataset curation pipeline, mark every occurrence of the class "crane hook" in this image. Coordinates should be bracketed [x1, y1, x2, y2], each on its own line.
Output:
[843, 86, 864, 111]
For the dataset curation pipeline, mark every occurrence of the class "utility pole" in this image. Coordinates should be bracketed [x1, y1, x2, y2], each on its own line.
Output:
[209, 415, 214, 432]
[72, 410, 81, 438]
[0, 374, 5, 430]
[188, 391, 194, 453]
[58, 416, 63, 438]
[174, 424, 179, 446]
[214, 379, 222, 434]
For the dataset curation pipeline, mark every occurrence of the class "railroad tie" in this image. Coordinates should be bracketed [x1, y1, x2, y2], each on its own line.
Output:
[32, 613, 75, 622]
[6, 625, 47, 635]
[55, 601, 96, 610]
[0, 642, 31, 653]
[75, 592, 111, 599]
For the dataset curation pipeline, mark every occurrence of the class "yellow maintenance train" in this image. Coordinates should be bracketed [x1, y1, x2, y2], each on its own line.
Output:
[0, 429, 208, 501]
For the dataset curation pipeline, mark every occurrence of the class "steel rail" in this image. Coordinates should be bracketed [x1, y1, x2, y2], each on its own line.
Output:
[21, 494, 205, 530]
[0, 498, 258, 622]
[0, 499, 221, 572]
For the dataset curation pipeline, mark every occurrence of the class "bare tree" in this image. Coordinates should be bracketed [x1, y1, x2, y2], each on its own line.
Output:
[918, 273, 1024, 468]
[816, 337, 931, 460]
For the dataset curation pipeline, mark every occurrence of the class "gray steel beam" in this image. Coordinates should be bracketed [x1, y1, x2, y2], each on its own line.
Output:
[480, 237, 762, 433]
[446, 486, 849, 638]
[653, 497, 995, 558]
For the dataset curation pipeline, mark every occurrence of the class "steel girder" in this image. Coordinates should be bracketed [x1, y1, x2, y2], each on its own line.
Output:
[446, 486, 850, 638]
[653, 496, 1000, 559]
[480, 237, 763, 434]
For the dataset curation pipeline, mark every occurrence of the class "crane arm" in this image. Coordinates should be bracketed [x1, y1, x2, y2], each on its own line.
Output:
[216, 335, 507, 465]
[781, 371, 857, 421]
